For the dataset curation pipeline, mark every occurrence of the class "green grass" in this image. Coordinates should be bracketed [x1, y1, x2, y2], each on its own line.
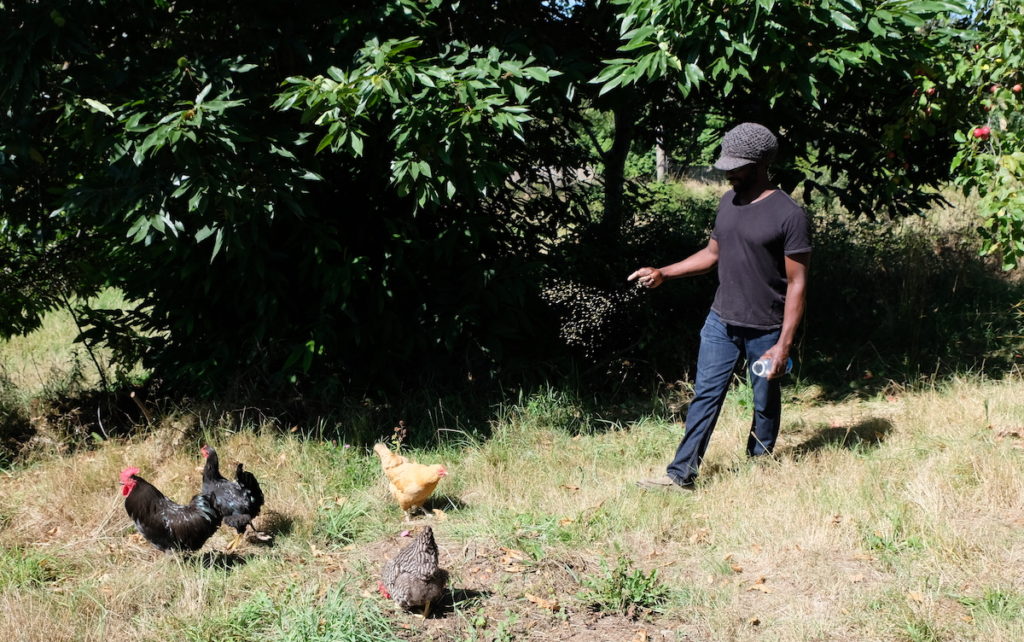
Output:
[0, 548, 63, 589]
[2, 374, 1024, 640]
[3, 205, 1024, 640]
[578, 554, 671, 615]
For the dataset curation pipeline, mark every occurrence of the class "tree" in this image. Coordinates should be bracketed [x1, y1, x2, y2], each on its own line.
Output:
[949, 0, 1024, 270]
[593, 0, 969, 221]
[0, 0, 975, 397]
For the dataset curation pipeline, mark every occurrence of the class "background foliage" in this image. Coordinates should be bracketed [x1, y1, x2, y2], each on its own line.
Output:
[1, 0, 1019, 403]
[949, 0, 1024, 269]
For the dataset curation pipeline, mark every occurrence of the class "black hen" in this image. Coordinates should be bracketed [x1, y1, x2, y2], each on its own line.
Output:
[120, 467, 221, 552]
[200, 445, 265, 550]
[380, 526, 449, 617]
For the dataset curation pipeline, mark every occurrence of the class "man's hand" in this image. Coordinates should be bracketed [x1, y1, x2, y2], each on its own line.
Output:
[758, 344, 790, 379]
[627, 267, 664, 289]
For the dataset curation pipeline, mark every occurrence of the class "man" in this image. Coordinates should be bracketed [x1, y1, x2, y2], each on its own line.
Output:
[629, 122, 811, 491]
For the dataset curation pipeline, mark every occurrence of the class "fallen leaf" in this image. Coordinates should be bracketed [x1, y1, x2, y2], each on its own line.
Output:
[46, 526, 59, 537]
[730, 564, 744, 573]
[689, 528, 710, 544]
[525, 593, 560, 612]
[748, 584, 773, 594]
[907, 591, 925, 603]
[558, 518, 574, 527]
[560, 484, 580, 492]
[747, 617, 761, 626]
[432, 508, 448, 521]
[631, 630, 649, 642]
[849, 573, 865, 583]
[500, 547, 528, 560]
[289, 425, 299, 433]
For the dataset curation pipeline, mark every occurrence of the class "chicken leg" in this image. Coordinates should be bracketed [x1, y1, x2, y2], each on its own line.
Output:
[226, 531, 244, 552]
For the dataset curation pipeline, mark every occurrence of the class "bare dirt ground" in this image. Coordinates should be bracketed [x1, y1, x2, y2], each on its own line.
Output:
[355, 526, 702, 642]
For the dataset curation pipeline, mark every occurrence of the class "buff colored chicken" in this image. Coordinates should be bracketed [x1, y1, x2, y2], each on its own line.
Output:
[373, 443, 448, 521]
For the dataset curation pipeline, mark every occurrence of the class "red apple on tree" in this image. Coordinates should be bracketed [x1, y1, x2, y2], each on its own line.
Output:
[973, 126, 991, 140]
[1013, 84, 1022, 94]
[990, 84, 1000, 93]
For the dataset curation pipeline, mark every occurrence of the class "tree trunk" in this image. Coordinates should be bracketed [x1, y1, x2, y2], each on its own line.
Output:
[600, 102, 635, 245]
[655, 125, 667, 182]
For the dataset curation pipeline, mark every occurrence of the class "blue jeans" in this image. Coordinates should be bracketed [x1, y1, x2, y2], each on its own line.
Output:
[666, 310, 782, 486]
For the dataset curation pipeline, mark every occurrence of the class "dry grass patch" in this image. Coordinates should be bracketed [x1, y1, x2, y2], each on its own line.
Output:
[2, 376, 1024, 640]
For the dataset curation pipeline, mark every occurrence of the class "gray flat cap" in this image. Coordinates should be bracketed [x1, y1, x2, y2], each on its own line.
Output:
[713, 123, 778, 171]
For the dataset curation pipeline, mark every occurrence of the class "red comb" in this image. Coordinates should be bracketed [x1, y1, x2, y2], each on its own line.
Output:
[119, 467, 140, 484]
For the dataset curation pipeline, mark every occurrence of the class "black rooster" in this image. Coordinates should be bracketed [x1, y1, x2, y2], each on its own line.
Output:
[379, 526, 449, 617]
[200, 445, 265, 550]
[120, 467, 222, 552]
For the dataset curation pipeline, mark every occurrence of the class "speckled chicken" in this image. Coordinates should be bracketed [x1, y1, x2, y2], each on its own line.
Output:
[200, 445, 265, 550]
[379, 526, 449, 617]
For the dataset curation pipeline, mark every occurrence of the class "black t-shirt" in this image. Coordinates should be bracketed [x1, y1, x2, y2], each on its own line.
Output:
[709, 189, 811, 330]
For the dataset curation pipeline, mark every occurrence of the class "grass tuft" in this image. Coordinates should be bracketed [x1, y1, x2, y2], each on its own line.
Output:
[578, 554, 670, 616]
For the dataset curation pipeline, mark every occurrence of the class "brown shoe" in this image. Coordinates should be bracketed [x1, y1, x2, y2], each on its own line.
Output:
[636, 474, 695, 491]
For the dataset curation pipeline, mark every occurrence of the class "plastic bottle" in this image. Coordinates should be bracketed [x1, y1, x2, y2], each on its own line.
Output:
[751, 357, 793, 378]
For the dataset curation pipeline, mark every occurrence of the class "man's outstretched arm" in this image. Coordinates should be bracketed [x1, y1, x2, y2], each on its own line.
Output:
[627, 239, 720, 289]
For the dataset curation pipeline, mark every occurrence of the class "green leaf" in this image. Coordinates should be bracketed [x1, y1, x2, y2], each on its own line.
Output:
[830, 10, 858, 31]
[84, 98, 115, 118]
[211, 228, 224, 261]
[195, 226, 216, 243]
[196, 83, 213, 105]
[867, 17, 886, 38]
[684, 63, 705, 87]
[523, 67, 551, 82]
[598, 74, 624, 96]
[315, 132, 336, 153]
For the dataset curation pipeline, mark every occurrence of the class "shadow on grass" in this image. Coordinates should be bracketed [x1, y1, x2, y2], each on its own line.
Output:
[787, 417, 894, 458]
[429, 588, 490, 618]
[255, 510, 294, 539]
[425, 494, 468, 515]
[192, 551, 250, 570]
